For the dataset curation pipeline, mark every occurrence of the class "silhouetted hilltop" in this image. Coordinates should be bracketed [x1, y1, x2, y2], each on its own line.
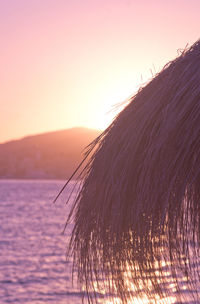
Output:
[0, 127, 101, 179]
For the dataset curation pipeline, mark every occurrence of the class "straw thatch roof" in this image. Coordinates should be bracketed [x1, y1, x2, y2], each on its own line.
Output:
[59, 39, 200, 303]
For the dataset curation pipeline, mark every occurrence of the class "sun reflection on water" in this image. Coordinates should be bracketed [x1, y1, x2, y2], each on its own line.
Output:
[100, 294, 176, 304]
[93, 259, 193, 304]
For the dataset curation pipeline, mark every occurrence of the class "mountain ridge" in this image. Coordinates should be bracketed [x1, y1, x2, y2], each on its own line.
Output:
[0, 127, 102, 180]
[0, 126, 101, 145]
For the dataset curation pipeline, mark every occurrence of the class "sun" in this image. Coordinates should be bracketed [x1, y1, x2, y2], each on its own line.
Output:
[85, 86, 134, 131]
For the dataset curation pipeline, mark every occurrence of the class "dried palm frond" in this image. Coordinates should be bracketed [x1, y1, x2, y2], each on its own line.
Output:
[61, 39, 200, 303]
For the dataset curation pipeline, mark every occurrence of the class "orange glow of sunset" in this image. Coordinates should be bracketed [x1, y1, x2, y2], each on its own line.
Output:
[1, 0, 200, 142]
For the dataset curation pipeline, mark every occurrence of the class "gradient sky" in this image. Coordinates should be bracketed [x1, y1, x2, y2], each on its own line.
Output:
[1, 0, 200, 142]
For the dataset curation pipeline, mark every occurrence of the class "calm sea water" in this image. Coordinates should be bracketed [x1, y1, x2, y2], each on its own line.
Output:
[0, 179, 82, 304]
[0, 180, 198, 304]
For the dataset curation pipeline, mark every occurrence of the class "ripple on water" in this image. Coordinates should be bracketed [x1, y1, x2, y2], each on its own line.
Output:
[0, 180, 198, 304]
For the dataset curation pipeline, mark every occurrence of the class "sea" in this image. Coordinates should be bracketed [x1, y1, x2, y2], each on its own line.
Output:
[0, 180, 198, 304]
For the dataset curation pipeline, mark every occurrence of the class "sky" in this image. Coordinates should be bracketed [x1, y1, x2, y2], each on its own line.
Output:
[1, 0, 200, 143]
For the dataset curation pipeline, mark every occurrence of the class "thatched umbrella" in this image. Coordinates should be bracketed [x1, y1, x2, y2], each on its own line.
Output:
[57, 40, 200, 303]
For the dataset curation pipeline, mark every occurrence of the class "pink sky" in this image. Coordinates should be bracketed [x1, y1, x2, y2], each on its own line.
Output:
[1, 0, 199, 142]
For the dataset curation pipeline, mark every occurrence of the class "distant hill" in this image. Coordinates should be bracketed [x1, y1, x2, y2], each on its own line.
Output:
[0, 127, 102, 179]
